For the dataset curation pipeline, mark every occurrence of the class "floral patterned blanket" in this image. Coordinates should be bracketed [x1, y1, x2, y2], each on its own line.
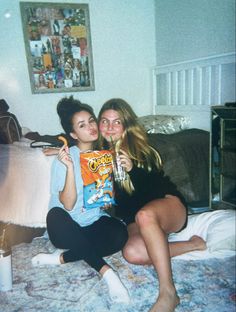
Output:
[0, 237, 235, 312]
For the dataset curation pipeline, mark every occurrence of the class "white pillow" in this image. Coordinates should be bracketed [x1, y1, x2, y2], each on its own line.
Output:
[168, 210, 235, 259]
[138, 115, 190, 134]
[207, 210, 236, 252]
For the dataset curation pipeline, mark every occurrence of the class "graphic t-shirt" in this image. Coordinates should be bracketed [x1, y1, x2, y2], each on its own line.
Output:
[80, 150, 115, 210]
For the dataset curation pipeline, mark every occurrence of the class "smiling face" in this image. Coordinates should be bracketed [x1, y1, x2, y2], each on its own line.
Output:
[70, 111, 98, 146]
[99, 109, 125, 143]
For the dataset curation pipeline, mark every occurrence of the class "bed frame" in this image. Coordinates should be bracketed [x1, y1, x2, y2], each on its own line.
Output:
[152, 52, 236, 130]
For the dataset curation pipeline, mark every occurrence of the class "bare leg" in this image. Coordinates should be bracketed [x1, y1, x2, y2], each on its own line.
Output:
[123, 195, 189, 312]
[123, 225, 206, 264]
[169, 235, 206, 257]
[136, 204, 179, 312]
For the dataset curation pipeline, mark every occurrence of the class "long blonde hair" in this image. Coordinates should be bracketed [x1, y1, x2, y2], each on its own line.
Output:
[98, 98, 162, 193]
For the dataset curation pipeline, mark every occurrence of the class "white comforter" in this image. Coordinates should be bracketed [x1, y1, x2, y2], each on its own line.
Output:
[0, 139, 55, 227]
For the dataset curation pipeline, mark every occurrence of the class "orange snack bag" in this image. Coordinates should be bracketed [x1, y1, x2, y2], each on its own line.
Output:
[80, 150, 115, 210]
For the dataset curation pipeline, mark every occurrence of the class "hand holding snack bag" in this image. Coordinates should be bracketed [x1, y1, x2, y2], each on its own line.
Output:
[80, 150, 116, 210]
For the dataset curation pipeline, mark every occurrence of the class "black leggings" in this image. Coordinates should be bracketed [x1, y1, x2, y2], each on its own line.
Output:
[46, 208, 128, 272]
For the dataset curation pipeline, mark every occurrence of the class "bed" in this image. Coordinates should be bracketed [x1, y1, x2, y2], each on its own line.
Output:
[0, 139, 55, 228]
[152, 52, 236, 130]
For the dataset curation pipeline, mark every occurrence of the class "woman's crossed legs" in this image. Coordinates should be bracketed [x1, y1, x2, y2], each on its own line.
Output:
[122, 195, 206, 312]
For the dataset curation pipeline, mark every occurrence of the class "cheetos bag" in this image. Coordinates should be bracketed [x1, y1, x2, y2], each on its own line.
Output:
[80, 150, 116, 210]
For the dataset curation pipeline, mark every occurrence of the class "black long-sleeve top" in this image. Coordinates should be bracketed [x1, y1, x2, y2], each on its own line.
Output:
[114, 165, 187, 225]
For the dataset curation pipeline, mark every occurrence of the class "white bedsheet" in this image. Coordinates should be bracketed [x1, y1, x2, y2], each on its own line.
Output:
[0, 139, 55, 227]
[169, 210, 236, 259]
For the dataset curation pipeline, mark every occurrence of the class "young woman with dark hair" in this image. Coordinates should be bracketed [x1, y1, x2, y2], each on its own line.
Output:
[32, 96, 130, 304]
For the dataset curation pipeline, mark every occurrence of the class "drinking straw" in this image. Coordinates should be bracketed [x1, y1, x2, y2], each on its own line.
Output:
[110, 136, 114, 145]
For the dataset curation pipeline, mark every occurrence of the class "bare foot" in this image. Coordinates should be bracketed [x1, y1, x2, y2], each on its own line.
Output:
[189, 235, 207, 251]
[149, 289, 180, 312]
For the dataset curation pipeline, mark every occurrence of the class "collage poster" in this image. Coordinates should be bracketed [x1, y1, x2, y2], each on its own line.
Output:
[20, 3, 94, 94]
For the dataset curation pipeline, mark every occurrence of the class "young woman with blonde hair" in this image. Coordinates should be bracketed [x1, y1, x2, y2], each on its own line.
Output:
[98, 98, 206, 312]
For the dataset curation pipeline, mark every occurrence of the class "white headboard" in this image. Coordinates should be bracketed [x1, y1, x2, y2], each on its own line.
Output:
[152, 52, 236, 130]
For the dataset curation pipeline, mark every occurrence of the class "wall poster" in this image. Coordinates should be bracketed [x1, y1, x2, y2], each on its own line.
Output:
[20, 2, 95, 94]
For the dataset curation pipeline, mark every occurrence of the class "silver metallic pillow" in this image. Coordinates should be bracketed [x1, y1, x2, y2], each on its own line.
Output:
[138, 115, 190, 134]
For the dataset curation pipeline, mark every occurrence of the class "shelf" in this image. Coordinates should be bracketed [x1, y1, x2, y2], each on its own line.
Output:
[210, 105, 236, 210]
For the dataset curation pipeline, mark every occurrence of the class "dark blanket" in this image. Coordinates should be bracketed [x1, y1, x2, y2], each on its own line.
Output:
[148, 129, 209, 206]
[25, 131, 74, 147]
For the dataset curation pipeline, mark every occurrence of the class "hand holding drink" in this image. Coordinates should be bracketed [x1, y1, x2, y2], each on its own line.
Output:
[110, 136, 127, 182]
[112, 151, 127, 182]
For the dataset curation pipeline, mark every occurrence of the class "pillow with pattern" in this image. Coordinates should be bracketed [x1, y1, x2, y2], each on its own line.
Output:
[138, 115, 190, 134]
